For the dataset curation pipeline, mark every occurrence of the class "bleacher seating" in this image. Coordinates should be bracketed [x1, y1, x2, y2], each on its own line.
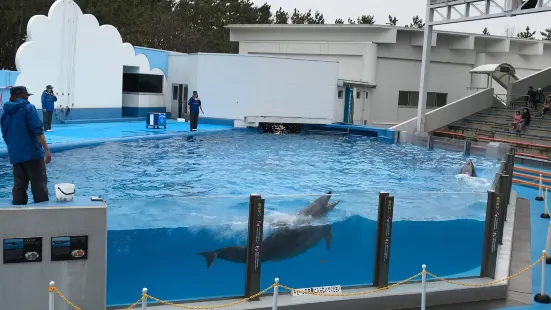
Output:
[433, 105, 551, 157]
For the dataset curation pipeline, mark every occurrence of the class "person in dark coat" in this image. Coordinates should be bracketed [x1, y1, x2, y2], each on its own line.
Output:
[41, 85, 57, 132]
[1, 86, 52, 205]
[188, 91, 204, 131]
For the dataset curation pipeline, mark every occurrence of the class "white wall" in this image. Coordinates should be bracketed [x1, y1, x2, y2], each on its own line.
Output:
[189, 53, 338, 122]
[122, 93, 166, 109]
[15, 0, 166, 113]
[373, 58, 473, 126]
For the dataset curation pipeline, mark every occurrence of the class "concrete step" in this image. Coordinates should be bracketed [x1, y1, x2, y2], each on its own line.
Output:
[473, 114, 551, 127]
[457, 120, 551, 137]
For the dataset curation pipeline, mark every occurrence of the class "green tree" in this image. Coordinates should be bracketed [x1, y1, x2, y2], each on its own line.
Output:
[274, 7, 289, 24]
[335, 18, 344, 24]
[347, 17, 356, 24]
[541, 28, 551, 40]
[517, 26, 536, 39]
[406, 15, 425, 28]
[291, 9, 324, 24]
[482, 27, 490, 35]
[357, 15, 375, 24]
[387, 15, 398, 26]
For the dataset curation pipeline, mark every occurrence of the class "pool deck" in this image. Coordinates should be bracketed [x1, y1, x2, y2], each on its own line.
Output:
[501, 185, 551, 310]
[0, 120, 233, 156]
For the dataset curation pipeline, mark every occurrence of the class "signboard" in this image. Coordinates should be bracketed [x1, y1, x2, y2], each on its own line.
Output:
[3, 237, 42, 264]
[245, 195, 265, 300]
[51, 236, 89, 261]
[292, 285, 342, 297]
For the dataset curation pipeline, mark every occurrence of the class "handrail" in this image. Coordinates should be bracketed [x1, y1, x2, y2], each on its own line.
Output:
[477, 136, 551, 150]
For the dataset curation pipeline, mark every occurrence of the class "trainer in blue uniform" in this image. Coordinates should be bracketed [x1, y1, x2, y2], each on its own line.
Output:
[1, 86, 52, 205]
[41, 84, 57, 132]
[188, 91, 204, 131]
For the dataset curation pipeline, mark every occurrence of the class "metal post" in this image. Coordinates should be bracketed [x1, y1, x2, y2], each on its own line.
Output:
[272, 278, 279, 310]
[421, 264, 427, 310]
[49, 281, 55, 310]
[427, 135, 434, 150]
[142, 288, 148, 309]
[498, 173, 508, 244]
[373, 192, 395, 287]
[542, 188, 551, 219]
[464, 140, 471, 155]
[534, 250, 551, 303]
[537, 174, 544, 201]
[245, 194, 265, 301]
[416, 1, 434, 133]
[481, 190, 498, 278]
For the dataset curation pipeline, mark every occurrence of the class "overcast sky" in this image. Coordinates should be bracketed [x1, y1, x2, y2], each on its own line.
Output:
[255, 0, 551, 38]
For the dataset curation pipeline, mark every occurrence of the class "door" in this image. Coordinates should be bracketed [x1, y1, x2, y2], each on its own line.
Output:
[343, 87, 354, 124]
[171, 84, 179, 119]
[180, 85, 188, 118]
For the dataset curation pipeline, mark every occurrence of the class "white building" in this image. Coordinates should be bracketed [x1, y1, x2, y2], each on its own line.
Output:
[227, 24, 551, 128]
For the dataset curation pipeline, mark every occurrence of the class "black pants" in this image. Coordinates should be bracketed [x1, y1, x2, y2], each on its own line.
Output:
[190, 113, 199, 130]
[43, 111, 53, 130]
[12, 158, 49, 205]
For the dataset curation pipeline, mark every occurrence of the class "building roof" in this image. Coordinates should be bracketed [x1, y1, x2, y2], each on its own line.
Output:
[226, 24, 551, 55]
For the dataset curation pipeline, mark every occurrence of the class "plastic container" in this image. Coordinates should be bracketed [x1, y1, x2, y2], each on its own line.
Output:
[55, 183, 75, 202]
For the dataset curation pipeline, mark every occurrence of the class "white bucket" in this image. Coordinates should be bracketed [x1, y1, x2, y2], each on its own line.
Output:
[55, 183, 75, 202]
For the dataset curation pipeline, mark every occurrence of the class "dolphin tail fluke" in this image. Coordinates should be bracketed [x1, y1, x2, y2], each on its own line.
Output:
[323, 225, 332, 249]
[197, 251, 219, 269]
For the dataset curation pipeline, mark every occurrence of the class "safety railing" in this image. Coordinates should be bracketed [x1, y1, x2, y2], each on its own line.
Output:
[47, 244, 551, 309]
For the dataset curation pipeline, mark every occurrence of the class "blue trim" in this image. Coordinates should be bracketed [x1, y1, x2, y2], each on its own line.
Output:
[198, 117, 235, 126]
[133, 47, 169, 78]
[303, 123, 397, 143]
[55, 108, 122, 121]
[122, 106, 167, 117]
[63, 117, 147, 125]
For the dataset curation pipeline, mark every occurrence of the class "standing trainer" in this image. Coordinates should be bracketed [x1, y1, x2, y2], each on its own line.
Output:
[41, 84, 57, 132]
[1, 86, 52, 205]
[188, 91, 204, 131]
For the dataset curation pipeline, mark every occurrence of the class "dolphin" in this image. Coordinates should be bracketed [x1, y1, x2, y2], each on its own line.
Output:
[197, 192, 338, 269]
[460, 159, 477, 177]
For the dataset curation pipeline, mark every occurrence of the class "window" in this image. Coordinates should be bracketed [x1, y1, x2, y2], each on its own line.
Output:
[122, 73, 164, 94]
[338, 90, 344, 99]
[356, 91, 361, 99]
[398, 91, 447, 108]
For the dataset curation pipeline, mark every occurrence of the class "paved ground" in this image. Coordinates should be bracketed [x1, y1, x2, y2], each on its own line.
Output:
[0, 120, 232, 155]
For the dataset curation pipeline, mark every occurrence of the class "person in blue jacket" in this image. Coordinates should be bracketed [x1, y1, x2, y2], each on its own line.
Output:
[188, 91, 204, 131]
[1, 86, 52, 205]
[41, 85, 57, 132]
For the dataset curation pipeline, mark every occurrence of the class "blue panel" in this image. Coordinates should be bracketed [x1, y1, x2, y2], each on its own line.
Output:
[122, 106, 167, 118]
[0, 70, 21, 104]
[343, 87, 353, 124]
[303, 123, 397, 144]
[198, 117, 235, 126]
[133, 47, 169, 78]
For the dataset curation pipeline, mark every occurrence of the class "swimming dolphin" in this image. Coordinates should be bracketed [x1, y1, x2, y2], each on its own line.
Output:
[197, 192, 338, 269]
[460, 160, 477, 177]
[197, 224, 332, 268]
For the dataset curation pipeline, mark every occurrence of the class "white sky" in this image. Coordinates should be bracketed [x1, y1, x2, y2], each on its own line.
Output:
[255, 0, 551, 38]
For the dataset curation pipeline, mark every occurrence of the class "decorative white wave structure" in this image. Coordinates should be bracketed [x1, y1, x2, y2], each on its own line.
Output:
[14, 0, 167, 110]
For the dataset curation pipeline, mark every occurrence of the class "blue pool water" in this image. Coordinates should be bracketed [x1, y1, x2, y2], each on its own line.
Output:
[0, 130, 500, 305]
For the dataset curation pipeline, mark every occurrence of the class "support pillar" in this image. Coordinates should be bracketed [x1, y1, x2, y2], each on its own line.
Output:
[416, 3, 434, 133]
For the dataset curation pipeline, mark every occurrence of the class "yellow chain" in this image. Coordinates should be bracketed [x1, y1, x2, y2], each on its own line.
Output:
[47, 251, 547, 309]
[426, 253, 545, 287]
[278, 271, 422, 297]
[144, 284, 275, 309]
[49, 286, 82, 310]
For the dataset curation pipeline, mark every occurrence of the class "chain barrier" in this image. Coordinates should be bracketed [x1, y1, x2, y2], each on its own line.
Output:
[47, 252, 546, 309]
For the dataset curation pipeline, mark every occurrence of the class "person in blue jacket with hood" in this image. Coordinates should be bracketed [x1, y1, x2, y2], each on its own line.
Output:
[41, 84, 57, 132]
[1, 86, 52, 205]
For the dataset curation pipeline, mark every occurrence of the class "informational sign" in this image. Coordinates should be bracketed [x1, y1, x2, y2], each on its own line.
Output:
[245, 195, 265, 300]
[51, 236, 88, 261]
[292, 285, 342, 297]
[3, 237, 42, 264]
